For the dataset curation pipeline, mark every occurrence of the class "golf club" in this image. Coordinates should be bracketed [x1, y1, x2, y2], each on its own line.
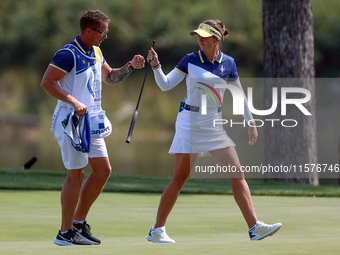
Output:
[126, 39, 156, 143]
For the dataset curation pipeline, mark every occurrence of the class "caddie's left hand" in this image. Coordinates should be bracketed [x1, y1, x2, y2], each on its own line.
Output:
[130, 54, 145, 69]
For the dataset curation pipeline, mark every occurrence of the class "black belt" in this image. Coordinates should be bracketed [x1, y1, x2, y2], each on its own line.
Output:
[180, 102, 221, 113]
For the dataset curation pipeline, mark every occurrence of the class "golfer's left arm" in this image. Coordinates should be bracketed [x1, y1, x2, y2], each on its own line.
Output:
[248, 123, 258, 145]
[230, 78, 258, 145]
[244, 97, 258, 145]
[102, 55, 145, 85]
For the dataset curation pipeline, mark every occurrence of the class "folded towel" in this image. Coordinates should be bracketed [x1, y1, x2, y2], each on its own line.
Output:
[62, 111, 92, 153]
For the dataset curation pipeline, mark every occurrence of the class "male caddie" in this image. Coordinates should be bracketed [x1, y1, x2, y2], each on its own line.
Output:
[40, 10, 145, 246]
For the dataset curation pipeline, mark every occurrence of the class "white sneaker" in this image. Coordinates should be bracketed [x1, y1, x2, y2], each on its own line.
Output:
[146, 226, 175, 243]
[249, 221, 282, 241]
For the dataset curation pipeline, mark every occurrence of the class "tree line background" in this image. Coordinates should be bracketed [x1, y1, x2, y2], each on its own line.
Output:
[0, 0, 339, 116]
[0, 0, 339, 179]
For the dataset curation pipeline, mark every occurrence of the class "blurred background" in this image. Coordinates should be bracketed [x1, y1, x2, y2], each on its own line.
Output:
[0, 0, 339, 179]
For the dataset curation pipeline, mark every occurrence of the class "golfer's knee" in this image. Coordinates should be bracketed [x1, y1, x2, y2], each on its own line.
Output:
[171, 175, 188, 188]
[227, 165, 244, 180]
[230, 176, 247, 187]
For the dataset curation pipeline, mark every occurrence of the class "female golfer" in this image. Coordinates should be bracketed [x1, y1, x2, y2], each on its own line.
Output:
[145, 20, 281, 243]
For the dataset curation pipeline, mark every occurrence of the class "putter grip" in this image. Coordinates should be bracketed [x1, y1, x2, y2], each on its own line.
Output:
[126, 110, 138, 143]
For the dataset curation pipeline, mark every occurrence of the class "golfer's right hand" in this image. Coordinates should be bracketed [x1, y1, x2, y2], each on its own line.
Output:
[147, 48, 159, 67]
[72, 101, 88, 115]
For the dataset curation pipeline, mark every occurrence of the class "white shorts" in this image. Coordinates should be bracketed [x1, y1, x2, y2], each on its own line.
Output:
[54, 107, 108, 170]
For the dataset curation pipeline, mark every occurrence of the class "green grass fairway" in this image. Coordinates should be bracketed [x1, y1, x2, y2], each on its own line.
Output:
[0, 191, 339, 255]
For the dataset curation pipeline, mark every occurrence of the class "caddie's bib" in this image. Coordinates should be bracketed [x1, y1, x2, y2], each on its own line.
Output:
[50, 44, 112, 138]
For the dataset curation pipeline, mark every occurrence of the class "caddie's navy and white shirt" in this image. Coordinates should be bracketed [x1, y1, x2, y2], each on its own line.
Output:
[49, 36, 106, 132]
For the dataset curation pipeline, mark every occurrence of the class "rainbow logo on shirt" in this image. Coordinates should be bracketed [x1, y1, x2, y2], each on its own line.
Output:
[197, 82, 222, 106]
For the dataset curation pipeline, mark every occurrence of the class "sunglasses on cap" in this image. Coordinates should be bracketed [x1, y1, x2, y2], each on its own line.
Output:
[88, 27, 109, 37]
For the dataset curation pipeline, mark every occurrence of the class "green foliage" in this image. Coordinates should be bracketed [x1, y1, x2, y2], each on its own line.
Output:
[0, 0, 338, 121]
[0, 0, 338, 74]
[313, 0, 340, 77]
[0, 0, 262, 72]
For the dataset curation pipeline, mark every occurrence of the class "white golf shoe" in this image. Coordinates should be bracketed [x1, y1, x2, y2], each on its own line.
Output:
[146, 226, 175, 243]
[249, 221, 282, 241]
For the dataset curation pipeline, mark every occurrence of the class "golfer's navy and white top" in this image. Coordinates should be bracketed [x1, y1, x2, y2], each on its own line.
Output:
[153, 50, 253, 156]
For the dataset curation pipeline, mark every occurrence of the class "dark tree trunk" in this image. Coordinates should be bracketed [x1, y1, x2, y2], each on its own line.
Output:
[262, 0, 318, 185]
[338, 137, 340, 186]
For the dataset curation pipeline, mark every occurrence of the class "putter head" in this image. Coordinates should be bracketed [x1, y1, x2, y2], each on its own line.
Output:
[147, 39, 156, 47]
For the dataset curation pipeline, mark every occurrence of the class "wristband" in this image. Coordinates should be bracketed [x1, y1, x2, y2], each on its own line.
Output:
[151, 62, 160, 68]
[154, 64, 162, 71]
